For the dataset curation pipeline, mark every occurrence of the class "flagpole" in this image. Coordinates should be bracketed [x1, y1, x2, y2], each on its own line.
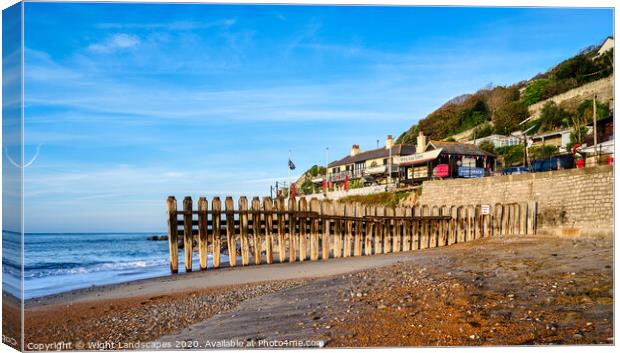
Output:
[288, 149, 292, 198]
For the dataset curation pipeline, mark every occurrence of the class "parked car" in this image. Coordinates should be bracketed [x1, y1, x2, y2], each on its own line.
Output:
[531, 154, 575, 172]
[501, 166, 530, 175]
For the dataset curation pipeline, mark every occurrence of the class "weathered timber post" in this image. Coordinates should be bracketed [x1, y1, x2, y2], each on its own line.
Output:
[430, 206, 438, 247]
[457, 206, 465, 243]
[439, 206, 448, 246]
[419, 205, 429, 249]
[333, 202, 344, 258]
[321, 201, 333, 260]
[288, 197, 297, 263]
[402, 207, 411, 251]
[365, 205, 374, 255]
[310, 198, 320, 261]
[225, 197, 237, 267]
[239, 197, 250, 266]
[374, 206, 384, 254]
[252, 197, 262, 265]
[298, 197, 308, 262]
[276, 197, 286, 263]
[183, 197, 193, 272]
[263, 197, 274, 264]
[212, 197, 222, 268]
[384, 207, 394, 253]
[411, 206, 420, 250]
[449, 206, 457, 245]
[520, 202, 527, 235]
[494, 203, 502, 237]
[354, 203, 364, 256]
[198, 197, 209, 271]
[167, 196, 179, 274]
[393, 207, 403, 252]
[343, 203, 354, 257]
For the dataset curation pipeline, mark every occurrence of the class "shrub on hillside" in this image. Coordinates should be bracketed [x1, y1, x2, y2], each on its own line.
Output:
[472, 122, 494, 139]
[538, 102, 570, 132]
[478, 140, 496, 155]
[493, 101, 529, 135]
[496, 144, 524, 167]
[521, 79, 550, 106]
[529, 145, 559, 160]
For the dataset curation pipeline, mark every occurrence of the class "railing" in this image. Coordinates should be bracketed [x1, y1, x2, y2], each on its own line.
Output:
[166, 196, 538, 273]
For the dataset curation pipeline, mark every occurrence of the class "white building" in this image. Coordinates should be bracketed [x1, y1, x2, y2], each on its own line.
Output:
[468, 134, 520, 149]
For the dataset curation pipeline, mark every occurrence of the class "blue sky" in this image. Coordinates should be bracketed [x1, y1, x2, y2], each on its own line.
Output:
[22, 3, 612, 232]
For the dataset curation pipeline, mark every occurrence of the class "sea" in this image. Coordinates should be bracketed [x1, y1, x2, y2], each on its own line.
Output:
[3, 232, 227, 299]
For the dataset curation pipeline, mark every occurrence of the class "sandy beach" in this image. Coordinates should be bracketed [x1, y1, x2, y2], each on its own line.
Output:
[21, 232, 613, 349]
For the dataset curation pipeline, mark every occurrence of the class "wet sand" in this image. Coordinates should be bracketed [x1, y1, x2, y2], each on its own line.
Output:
[23, 233, 613, 348]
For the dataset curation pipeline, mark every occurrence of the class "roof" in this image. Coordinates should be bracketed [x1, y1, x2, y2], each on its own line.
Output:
[328, 144, 416, 168]
[586, 114, 614, 127]
[531, 128, 572, 139]
[427, 140, 495, 157]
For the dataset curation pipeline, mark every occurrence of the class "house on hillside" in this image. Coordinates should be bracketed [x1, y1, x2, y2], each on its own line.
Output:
[468, 134, 520, 149]
[595, 36, 614, 59]
[320, 135, 416, 190]
[579, 114, 614, 161]
[530, 129, 573, 152]
[399, 132, 496, 184]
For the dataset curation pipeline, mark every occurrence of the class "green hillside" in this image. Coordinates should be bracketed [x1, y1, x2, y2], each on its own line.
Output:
[396, 39, 614, 145]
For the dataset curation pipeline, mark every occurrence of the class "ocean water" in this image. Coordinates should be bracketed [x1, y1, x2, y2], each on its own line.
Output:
[19, 232, 224, 299]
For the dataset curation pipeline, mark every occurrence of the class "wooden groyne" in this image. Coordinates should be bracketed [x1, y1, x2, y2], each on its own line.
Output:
[166, 196, 538, 273]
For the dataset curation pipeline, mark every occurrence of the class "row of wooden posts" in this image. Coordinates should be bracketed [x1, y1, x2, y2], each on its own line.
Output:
[166, 196, 538, 273]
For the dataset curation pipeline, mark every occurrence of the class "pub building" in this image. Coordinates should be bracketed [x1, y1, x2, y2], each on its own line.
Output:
[398, 132, 496, 185]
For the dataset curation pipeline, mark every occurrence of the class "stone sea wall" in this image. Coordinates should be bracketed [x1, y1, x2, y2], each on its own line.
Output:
[419, 165, 614, 234]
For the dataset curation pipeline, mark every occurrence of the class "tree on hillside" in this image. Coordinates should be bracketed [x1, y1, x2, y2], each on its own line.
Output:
[493, 101, 529, 135]
[538, 102, 570, 132]
[521, 79, 550, 106]
[478, 140, 496, 155]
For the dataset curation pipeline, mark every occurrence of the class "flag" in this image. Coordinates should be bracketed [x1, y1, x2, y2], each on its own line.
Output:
[344, 175, 349, 192]
[322, 179, 327, 191]
[288, 158, 296, 170]
[291, 183, 296, 199]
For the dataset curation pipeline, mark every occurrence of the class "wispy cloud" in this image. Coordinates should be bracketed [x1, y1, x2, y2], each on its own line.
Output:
[96, 18, 237, 31]
[88, 33, 141, 53]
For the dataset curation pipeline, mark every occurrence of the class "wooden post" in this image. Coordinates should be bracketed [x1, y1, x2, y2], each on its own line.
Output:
[263, 197, 274, 264]
[374, 205, 384, 254]
[457, 206, 465, 243]
[321, 201, 333, 260]
[288, 197, 297, 263]
[333, 202, 344, 258]
[183, 197, 193, 272]
[225, 197, 237, 267]
[449, 206, 457, 245]
[393, 207, 402, 252]
[439, 206, 447, 246]
[252, 197, 262, 265]
[239, 197, 250, 266]
[430, 206, 439, 248]
[354, 203, 364, 256]
[343, 203, 354, 257]
[309, 198, 320, 261]
[384, 207, 394, 253]
[402, 207, 410, 252]
[494, 203, 502, 237]
[167, 196, 178, 274]
[419, 205, 428, 249]
[365, 205, 374, 255]
[411, 206, 419, 250]
[298, 197, 308, 262]
[212, 197, 222, 269]
[276, 197, 286, 263]
[198, 197, 208, 271]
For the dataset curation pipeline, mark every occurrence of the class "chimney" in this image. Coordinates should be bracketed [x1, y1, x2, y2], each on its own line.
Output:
[416, 131, 427, 154]
[350, 144, 360, 157]
[385, 135, 394, 149]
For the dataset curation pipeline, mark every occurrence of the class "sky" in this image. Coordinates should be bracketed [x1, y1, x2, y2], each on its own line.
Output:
[21, 3, 613, 232]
